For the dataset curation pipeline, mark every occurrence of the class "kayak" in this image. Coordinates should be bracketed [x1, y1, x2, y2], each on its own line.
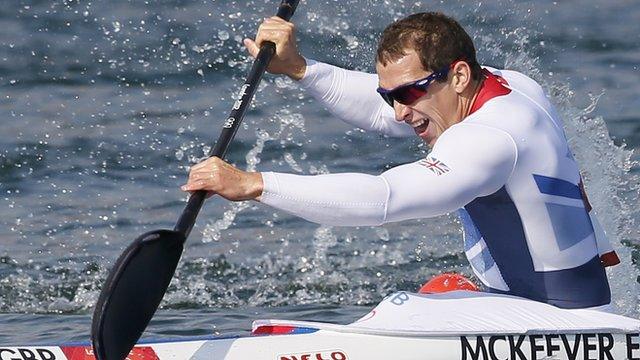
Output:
[4, 291, 640, 360]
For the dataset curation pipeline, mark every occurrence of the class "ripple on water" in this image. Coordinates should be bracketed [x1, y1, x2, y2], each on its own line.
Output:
[0, 0, 639, 346]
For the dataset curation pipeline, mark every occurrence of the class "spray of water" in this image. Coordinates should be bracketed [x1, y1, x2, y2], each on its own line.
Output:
[1, 0, 637, 319]
[201, 109, 306, 242]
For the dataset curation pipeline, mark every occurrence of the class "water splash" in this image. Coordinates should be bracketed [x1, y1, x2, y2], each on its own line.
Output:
[556, 90, 639, 316]
[1, 0, 637, 325]
[0, 256, 104, 314]
[201, 110, 306, 242]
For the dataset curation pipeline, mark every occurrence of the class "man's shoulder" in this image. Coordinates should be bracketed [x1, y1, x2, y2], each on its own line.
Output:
[482, 66, 549, 106]
[467, 69, 552, 131]
[435, 122, 516, 153]
[464, 96, 539, 134]
[482, 66, 540, 87]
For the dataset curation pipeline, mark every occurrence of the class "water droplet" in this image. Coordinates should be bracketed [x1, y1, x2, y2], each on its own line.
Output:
[217, 30, 230, 41]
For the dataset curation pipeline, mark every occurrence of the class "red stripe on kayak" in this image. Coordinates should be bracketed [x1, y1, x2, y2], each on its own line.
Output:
[252, 325, 319, 335]
[252, 325, 297, 335]
[60, 346, 159, 360]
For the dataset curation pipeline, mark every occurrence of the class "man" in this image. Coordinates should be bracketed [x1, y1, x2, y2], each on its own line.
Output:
[182, 13, 619, 309]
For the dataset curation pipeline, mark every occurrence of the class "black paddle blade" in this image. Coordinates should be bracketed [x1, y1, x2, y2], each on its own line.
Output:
[91, 229, 185, 360]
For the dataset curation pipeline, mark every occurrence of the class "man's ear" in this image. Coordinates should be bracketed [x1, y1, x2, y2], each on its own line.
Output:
[452, 61, 473, 94]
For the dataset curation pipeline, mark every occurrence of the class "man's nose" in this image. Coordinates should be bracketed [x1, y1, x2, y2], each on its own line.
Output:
[394, 102, 412, 123]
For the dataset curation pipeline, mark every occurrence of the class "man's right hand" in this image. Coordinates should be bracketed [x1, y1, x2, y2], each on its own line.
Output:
[243, 16, 307, 81]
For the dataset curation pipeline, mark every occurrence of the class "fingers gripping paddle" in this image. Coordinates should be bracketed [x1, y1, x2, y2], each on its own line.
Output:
[91, 1, 300, 359]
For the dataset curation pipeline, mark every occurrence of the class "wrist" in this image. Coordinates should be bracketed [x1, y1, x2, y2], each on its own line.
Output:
[246, 172, 264, 200]
[288, 56, 307, 81]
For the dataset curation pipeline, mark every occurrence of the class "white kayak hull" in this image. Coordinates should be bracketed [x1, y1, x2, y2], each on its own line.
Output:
[2, 331, 639, 360]
[4, 291, 640, 360]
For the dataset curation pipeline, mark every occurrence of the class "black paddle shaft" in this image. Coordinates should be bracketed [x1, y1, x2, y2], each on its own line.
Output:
[174, 0, 300, 238]
[91, 3, 302, 360]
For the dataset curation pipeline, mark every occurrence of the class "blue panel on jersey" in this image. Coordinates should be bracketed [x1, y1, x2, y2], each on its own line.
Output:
[487, 256, 610, 309]
[460, 209, 496, 274]
[459, 209, 482, 252]
[464, 186, 610, 309]
[533, 174, 582, 199]
[468, 247, 496, 274]
[545, 203, 594, 250]
[464, 187, 535, 293]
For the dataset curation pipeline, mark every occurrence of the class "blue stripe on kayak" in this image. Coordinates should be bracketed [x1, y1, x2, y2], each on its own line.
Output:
[290, 327, 319, 334]
[533, 174, 582, 200]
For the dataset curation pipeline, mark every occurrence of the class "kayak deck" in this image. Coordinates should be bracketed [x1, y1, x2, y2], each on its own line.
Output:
[3, 330, 639, 360]
[3, 291, 640, 360]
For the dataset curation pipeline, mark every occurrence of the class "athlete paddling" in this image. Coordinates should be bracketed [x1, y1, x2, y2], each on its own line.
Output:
[182, 13, 620, 309]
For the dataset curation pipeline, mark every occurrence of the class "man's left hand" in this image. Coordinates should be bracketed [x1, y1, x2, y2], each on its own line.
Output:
[181, 157, 263, 201]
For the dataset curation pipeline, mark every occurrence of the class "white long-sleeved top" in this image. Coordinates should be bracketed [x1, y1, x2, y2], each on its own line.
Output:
[296, 59, 414, 137]
[259, 59, 614, 309]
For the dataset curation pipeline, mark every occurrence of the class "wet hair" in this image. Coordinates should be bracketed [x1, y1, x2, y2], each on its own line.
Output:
[376, 12, 482, 81]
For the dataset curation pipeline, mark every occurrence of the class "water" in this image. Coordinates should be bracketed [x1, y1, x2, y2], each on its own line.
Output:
[1, 0, 639, 346]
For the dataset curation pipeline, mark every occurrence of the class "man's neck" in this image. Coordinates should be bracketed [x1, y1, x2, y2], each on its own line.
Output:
[458, 76, 485, 122]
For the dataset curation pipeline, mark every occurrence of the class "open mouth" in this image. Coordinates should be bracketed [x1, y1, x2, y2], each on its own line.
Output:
[410, 118, 430, 137]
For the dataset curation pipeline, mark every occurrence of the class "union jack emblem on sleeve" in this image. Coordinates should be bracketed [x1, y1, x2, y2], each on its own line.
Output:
[419, 156, 450, 176]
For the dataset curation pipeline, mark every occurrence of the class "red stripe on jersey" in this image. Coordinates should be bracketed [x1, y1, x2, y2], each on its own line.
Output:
[469, 69, 512, 115]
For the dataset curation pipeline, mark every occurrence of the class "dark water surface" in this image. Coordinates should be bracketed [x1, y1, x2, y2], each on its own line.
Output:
[1, 0, 639, 346]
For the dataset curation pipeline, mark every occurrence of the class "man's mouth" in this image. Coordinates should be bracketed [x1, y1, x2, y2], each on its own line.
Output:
[410, 118, 430, 137]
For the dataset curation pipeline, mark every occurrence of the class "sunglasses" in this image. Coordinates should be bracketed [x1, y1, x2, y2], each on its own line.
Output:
[376, 66, 449, 107]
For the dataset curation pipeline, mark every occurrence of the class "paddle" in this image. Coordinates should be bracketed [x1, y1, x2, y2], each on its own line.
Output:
[91, 1, 301, 359]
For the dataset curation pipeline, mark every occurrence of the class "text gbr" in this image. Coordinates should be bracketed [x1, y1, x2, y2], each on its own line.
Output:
[0, 348, 56, 360]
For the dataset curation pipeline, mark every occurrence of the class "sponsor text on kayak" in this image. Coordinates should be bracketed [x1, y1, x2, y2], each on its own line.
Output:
[460, 333, 640, 360]
[278, 350, 347, 360]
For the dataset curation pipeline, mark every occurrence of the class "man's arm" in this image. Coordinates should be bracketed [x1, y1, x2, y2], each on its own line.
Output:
[243, 17, 413, 137]
[258, 124, 517, 225]
[299, 59, 415, 137]
[182, 124, 517, 224]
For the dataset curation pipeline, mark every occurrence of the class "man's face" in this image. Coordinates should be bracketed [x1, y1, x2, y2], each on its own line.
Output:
[376, 50, 459, 146]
